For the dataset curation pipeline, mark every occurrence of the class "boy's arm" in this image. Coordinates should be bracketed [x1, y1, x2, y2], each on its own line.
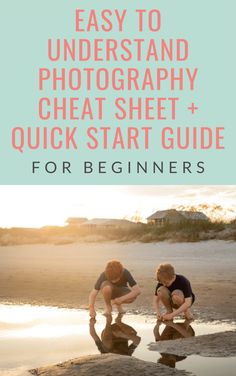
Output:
[113, 284, 141, 305]
[162, 297, 192, 320]
[89, 288, 99, 318]
[113, 270, 141, 305]
[153, 294, 162, 319]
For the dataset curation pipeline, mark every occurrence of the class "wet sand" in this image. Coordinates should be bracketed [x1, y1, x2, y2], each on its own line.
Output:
[29, 353, 189, 376]
[148, 330, 236, 357]
[0, 240, 235, 322]
[30, 330, 236, 376]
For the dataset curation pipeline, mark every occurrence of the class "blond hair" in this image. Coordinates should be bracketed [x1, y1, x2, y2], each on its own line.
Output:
[156, 263, 175, 282]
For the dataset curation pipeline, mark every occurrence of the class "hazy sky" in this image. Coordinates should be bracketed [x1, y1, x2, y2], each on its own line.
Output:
[0, 185, 235, 227]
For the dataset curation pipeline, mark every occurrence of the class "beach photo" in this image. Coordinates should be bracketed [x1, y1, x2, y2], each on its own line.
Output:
[0, 185, 236, 376]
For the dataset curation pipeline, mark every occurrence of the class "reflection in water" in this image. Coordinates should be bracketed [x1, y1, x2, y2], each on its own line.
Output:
[90, 313, 141, 356]
[0, 304, 235, 376]
[153, 320, 195, 368]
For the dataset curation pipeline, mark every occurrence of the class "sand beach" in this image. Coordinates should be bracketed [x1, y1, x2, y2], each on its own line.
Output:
[1, 240, 236, 375]
[0, 240, 235, 321]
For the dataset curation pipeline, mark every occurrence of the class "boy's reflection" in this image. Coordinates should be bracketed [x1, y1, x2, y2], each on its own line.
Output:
[90, 313, 141, 356]
[153, 319, 195, 368]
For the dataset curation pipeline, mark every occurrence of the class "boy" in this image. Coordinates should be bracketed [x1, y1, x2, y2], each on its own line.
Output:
[153, 263, 195, 320]
[89, 260, 141, 318]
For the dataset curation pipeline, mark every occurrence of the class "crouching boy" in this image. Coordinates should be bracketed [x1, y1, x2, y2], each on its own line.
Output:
[89, 260, 141, 318]
[153, 263, 195, 321]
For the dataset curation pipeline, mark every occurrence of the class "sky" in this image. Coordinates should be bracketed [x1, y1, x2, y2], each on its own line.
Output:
[0, 185, 236, 228]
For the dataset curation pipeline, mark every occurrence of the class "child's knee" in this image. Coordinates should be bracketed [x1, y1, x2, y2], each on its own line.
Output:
[171, 290, 184, 305]
[157, 286, 171, 299]
[101, 282, 113, 294]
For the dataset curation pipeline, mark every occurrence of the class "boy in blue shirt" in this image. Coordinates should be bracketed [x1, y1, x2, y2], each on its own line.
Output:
[89, 260, 141, 317]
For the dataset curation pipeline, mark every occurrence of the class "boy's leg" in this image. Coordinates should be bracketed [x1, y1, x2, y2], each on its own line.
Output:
[157, 286, 173, 313]
[112, 286, 133, 313]
[171, 289, 185, 307]
[101, 282, 113, 315]
[171, 289, 194, 319]
[114, 302, 126, 314]
[116, 296, 137, 313]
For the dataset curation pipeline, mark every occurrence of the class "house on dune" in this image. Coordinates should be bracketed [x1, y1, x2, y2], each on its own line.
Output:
[147, 209, 208, 226]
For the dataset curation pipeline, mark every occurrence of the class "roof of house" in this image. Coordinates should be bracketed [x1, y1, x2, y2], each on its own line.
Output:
[178, 211, 208, 221]
[66, 217, 88, 224]
[81, 218, 135, 226]
[147, 209, 208, 221]
[147, 209, 180, 220]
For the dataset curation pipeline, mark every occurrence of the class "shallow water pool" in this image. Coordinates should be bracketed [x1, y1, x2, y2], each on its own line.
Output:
[0, 304, 235, 376]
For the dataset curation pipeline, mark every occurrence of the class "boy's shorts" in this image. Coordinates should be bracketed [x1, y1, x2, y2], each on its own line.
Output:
[111, 285, 131, 299]
[100, 281, 131, 299]
[156, 286, 195, 307]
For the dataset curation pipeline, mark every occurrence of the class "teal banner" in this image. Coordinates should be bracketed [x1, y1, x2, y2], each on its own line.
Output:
[0, 0, 235, 184]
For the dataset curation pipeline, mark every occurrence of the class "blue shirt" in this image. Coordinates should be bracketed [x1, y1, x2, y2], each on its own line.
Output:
[94, 268, 137, 290]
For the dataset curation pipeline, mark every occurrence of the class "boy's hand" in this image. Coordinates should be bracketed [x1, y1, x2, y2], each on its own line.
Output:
[162, 312, 174, 321]
[113, 297, 123, 305]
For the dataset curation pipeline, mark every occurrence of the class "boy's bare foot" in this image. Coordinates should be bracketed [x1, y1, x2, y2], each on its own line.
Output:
[185, 314, 194, 320]
[184, 309, 194, 320]
[116, 304, 126, 314]
[103, 311, 112, 317]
